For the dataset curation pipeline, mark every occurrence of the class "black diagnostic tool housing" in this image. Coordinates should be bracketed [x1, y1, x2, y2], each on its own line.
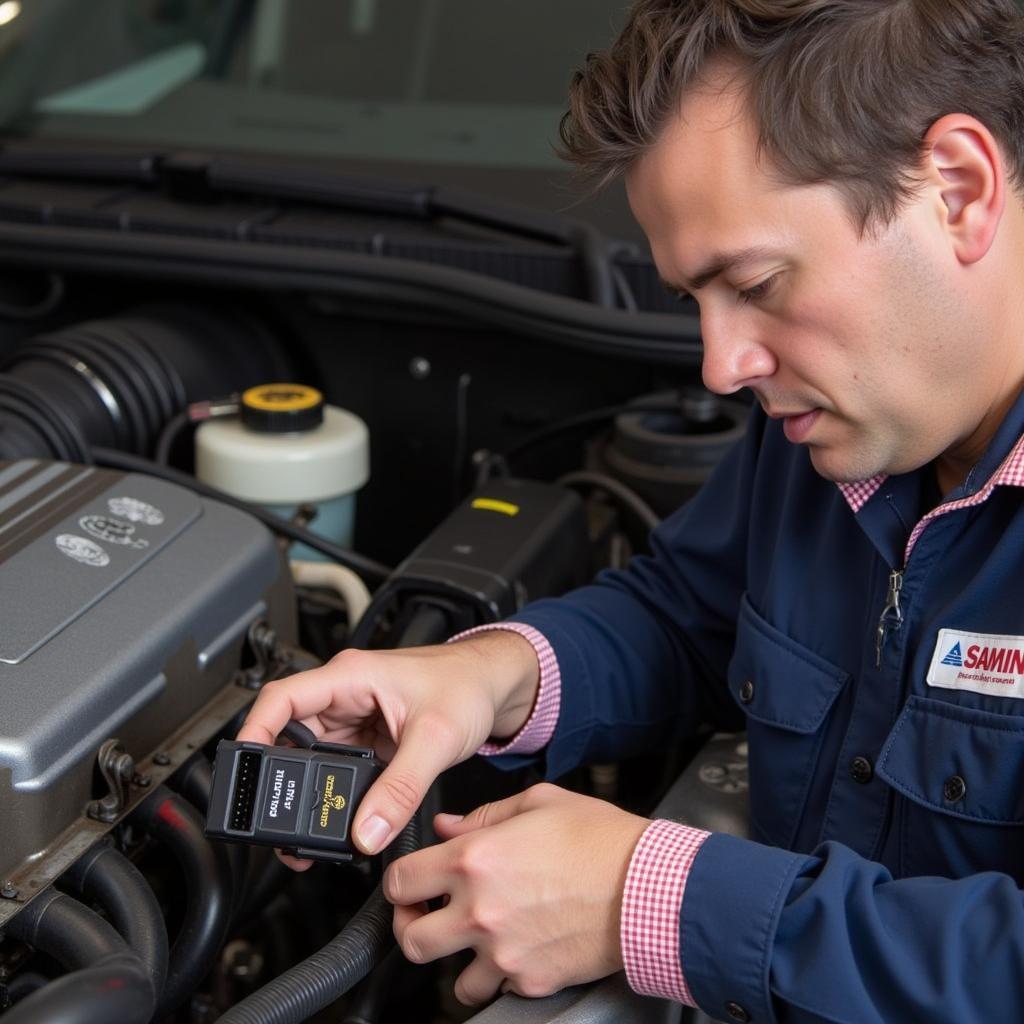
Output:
[205, 738, 383, 862]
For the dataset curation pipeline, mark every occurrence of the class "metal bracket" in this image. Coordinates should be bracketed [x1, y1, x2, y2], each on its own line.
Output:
[239, 619, 287, 689]
[86, 739, 135, 823]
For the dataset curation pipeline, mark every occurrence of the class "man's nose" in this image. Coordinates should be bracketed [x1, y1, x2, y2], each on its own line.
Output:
[699, 308, 777, 395]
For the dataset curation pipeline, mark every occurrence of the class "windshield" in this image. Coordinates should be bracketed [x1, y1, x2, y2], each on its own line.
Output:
[0, 0, 628, 170]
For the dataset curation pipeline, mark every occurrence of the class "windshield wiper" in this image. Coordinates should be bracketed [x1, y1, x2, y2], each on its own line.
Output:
[0, 143, 631, 308]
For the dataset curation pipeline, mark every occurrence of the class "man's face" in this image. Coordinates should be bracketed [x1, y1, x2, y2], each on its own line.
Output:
[626, 75, 997, 484]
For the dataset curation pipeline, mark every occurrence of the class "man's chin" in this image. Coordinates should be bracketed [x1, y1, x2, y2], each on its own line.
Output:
[807, 445, 885, 485]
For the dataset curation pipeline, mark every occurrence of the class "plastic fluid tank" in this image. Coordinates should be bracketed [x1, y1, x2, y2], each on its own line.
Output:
[195, 383, 369, 561]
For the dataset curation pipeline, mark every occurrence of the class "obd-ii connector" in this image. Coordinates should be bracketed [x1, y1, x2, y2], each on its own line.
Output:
[205, 738, 383, 862]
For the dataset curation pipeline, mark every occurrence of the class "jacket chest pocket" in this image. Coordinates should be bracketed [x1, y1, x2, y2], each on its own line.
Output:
[877, 696, 1024, 880]
[728, 595, 850, 850]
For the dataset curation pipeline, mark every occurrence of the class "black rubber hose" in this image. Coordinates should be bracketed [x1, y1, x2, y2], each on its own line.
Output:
[130, 786, 234, 1018]
[62, 839, 170, 1000]
[0, 305, 292, 460]
[175, 753, 216, 815]
[218, 816, 421, 1024]
[174, 752, 251, 922]
[91, 447, 392, 585]
[2, 972, 48, 1004]
[3, 889, 154, 1024]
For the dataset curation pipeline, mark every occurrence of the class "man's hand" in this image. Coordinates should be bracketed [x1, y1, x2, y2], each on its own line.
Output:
[384, 783, 650, 1005]
[235, 631, 540, 863]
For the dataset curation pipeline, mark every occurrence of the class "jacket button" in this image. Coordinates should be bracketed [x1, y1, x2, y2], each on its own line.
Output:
[943, 775, 967, 803]
[725, 1002, 751, 1022]
[739, 680, 755, 704]
[849, 756, 874, 784]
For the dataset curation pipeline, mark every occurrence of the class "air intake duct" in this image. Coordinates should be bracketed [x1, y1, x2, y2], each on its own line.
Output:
[0, 306, 291, 461]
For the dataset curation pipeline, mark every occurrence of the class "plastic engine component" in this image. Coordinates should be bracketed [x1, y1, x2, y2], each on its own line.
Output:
[0, 458, 294, 885]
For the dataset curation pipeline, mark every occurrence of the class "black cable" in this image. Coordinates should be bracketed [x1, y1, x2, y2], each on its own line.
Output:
[281, 719, 318, 748]
[90, 447, 392, 585]
[502, 398, 683, 465]
[154, 407, 190, 465]
[558, 470, 662, 533]
[218, 815, 421, 1024]
[233, 849, 293, 931]
[340, 945, 406, 1024]
[154, 395, 241, 465]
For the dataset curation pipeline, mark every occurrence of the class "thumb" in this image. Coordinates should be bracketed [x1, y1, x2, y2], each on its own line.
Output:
[353, 718, 460, 854]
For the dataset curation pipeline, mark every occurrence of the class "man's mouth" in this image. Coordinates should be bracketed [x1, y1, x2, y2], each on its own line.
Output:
[780, 409, 822, 443]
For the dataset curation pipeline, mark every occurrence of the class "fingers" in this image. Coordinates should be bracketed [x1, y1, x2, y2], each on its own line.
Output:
[433, 783, 560, 840]
[354, 716, 464, 854]
[393, 902, 475, 965]
[276, 850, 314, 872]
[454, 956, 506, 1006]
[236, 665, 346, 745]
[383, 842, 456, 906]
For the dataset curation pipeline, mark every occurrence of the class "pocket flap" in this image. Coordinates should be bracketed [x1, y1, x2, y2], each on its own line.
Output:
[727, 595, 850, 734]
[877, 695, 1024, 825]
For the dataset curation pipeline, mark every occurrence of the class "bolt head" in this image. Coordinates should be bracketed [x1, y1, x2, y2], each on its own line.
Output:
[409, 356, 431, 379]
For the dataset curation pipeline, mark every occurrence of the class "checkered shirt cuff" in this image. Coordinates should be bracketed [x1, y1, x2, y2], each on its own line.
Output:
[446, 622, 560, 756]
[621, 819, 711, 1006]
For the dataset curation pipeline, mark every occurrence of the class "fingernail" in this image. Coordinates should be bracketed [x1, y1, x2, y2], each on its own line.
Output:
[357, 814, 391, 854]
[436, 813, 464, 826]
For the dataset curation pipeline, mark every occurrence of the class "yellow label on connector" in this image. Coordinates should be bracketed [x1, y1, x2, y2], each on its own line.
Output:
[471, 498, 520, 517]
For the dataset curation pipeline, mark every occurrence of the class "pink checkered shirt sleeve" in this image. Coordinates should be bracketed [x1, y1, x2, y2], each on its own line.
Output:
[446, 622, 560, 756]
[621, 819, 711, 1006]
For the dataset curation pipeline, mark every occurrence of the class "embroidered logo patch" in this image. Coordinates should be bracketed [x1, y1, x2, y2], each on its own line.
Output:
[940, 642, 963, 667]
[928, 629, 1024, 697]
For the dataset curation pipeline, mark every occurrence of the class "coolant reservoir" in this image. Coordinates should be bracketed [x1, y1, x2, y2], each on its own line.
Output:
[195, 383, 369, 560]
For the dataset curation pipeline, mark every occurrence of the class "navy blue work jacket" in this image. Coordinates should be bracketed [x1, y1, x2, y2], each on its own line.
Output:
[509, 394, 1024, 1024]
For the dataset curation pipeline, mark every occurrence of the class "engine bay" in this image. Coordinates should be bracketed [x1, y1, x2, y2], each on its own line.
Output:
[0, 154, 746, 1024]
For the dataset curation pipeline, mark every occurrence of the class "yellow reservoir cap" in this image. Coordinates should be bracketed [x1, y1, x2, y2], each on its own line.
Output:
[243, 383, 323, 412]
[241, 383, 324, 433]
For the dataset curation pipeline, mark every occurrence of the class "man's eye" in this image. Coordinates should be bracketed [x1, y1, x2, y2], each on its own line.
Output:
[738, 273, 780, 305]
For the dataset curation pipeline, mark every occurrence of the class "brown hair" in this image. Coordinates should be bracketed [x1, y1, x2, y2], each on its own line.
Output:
[560, 0, 1024, 229]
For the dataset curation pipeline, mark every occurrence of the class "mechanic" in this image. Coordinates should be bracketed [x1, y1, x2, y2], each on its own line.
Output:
[238, 1, 1024, 1020]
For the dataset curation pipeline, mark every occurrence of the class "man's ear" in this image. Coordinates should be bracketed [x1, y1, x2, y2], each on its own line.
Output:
[923, 114, 1006, 266]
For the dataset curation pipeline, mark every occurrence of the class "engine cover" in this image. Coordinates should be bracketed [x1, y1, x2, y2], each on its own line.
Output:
[0, 459, 294, 881]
